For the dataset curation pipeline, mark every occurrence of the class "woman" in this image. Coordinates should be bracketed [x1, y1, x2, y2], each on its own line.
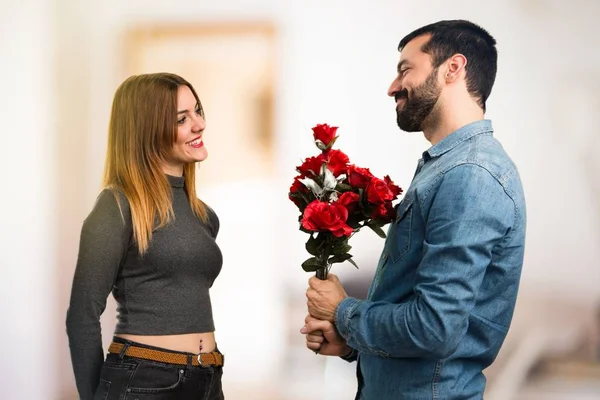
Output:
[66, 73, 225, 400]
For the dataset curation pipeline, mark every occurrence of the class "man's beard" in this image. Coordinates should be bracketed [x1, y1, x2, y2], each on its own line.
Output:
[395, 69, 441, 132]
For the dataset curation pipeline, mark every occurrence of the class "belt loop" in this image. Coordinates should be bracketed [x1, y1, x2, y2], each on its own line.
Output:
[185, 354, 193, 377]
[118, 342, 131, 360]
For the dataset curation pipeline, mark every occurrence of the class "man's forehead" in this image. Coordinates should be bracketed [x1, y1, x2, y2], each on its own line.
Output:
[399, 34, 431, 63]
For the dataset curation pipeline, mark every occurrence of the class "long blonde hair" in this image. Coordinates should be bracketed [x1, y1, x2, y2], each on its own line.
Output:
[103, 73, 208, 254]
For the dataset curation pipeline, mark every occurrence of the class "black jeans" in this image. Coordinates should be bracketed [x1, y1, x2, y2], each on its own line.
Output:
[93, 337, 224, 400]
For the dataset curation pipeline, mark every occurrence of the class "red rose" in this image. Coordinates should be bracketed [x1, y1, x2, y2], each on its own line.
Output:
[347, 165, 374, 189]
[297, 156, 325, 177]
[366, 178, 394, 204]
[338, 191, 360, 212]
[323, 149, 349, 177]
[289, 176, 309, 207]
[312, 123, 338, 148]
[384, 175, 403, 198]
[296, 150, 349, 178]
[289, 176, 307, 194]
[301, 200, 353, 237]
[372, 202, 395, 222]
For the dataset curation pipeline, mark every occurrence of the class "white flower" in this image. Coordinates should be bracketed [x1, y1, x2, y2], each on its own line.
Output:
[300, 177, 323, 197]
[322, 167, 338, 192]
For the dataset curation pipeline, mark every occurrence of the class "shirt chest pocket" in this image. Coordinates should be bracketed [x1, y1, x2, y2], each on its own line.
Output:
[390, 197, 414, 263]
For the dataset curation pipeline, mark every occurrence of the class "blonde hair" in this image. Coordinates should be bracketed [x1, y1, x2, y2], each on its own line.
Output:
[103, 73, 208, 254]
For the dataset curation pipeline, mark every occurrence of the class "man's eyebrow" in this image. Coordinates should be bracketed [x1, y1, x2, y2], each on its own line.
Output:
[397, 60, 411, 73]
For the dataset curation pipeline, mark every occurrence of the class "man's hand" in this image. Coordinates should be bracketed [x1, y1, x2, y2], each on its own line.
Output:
[300, 314, 352, 357]
[306, 273, 348, 321]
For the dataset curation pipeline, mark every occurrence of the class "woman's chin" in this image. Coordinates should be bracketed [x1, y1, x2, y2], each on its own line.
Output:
[190, 148, 208, 162]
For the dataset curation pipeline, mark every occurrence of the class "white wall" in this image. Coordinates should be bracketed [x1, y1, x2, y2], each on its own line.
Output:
[1, 0, 599, 398]
[0, 0, 57, 398]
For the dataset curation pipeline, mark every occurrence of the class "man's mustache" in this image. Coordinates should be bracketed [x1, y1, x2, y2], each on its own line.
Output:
[394, 89, 409, 102]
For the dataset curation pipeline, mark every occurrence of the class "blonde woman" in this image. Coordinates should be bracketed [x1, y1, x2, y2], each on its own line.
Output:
[66, 73, 225, 400]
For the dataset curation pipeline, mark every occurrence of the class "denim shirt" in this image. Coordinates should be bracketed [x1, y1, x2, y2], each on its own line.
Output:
[335, 120, 526, 399]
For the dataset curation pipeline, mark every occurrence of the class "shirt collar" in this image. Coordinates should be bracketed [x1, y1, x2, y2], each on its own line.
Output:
[423, 119, 493, 160]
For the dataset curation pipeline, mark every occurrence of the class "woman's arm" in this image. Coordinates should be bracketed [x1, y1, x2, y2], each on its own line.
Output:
[66, 189, 132, 400]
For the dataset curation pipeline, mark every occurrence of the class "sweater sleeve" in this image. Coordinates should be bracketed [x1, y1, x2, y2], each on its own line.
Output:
[204, 204, 220, 239]
[65, 189, 132, 400]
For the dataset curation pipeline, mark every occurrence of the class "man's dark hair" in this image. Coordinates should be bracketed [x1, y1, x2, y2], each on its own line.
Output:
[398, 20, 497, 112]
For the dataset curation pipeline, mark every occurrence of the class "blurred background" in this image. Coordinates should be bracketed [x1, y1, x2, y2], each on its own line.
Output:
[1, 0, 599, 398]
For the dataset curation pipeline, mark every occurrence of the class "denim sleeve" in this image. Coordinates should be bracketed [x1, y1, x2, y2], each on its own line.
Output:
[335, 164, 514, 358]
[65, 189, 132, 399]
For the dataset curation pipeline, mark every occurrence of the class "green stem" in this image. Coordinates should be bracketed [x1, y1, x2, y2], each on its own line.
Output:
[315, 267, 328, 280]
[315, 241, 330, 280]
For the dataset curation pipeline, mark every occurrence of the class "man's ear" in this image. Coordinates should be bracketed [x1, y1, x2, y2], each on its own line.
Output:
[444, 54, 467, 82]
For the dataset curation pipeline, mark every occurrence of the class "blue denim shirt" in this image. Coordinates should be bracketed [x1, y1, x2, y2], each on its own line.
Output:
[335, 120, 526, 399]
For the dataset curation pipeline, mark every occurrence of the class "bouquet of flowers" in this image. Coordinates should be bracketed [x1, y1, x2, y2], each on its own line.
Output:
[288, 123, 403, 280]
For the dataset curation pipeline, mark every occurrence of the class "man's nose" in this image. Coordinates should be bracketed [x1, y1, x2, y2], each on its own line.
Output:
[387, 77, 402, 97]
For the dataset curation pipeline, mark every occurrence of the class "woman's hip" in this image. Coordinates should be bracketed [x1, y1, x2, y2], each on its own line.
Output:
[93, 336, 224, 400]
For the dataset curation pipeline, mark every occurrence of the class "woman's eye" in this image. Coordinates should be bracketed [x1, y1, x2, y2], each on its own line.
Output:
[195, 108, 202, 115]
[178, 116, 186, 124]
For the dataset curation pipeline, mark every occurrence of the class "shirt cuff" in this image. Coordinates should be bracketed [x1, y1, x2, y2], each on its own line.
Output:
[340, 347, 358, 363]
[335, 297, 360, 340]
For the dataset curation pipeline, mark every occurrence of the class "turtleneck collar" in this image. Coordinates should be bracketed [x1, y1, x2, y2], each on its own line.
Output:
[166, 174, 185, 188]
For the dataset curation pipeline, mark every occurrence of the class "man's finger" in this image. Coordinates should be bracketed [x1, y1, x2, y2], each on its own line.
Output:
[306, 333, 324, 343]
[300, 314, 328, 335]
[307, 307, 322, 320]
[308, 276, 324, 289]
[303, 319, 333, 334]
[306, 341, 321, 351]
[305, 314, 316, 324]
[306, 301, 321, 318]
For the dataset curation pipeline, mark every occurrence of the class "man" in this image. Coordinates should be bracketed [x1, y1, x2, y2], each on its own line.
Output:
[301, 20, 526, 399]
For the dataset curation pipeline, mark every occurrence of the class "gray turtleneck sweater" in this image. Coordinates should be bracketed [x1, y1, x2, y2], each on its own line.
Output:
[66, 175, 222, 400]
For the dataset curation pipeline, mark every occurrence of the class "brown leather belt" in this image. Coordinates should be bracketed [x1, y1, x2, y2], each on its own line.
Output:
[108, 342, 224, 367]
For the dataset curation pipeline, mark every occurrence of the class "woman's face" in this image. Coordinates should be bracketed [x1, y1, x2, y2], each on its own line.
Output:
[162, 85, 207, 176]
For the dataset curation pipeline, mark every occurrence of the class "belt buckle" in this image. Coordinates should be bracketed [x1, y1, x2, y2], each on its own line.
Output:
[197, 351, 224, 367]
